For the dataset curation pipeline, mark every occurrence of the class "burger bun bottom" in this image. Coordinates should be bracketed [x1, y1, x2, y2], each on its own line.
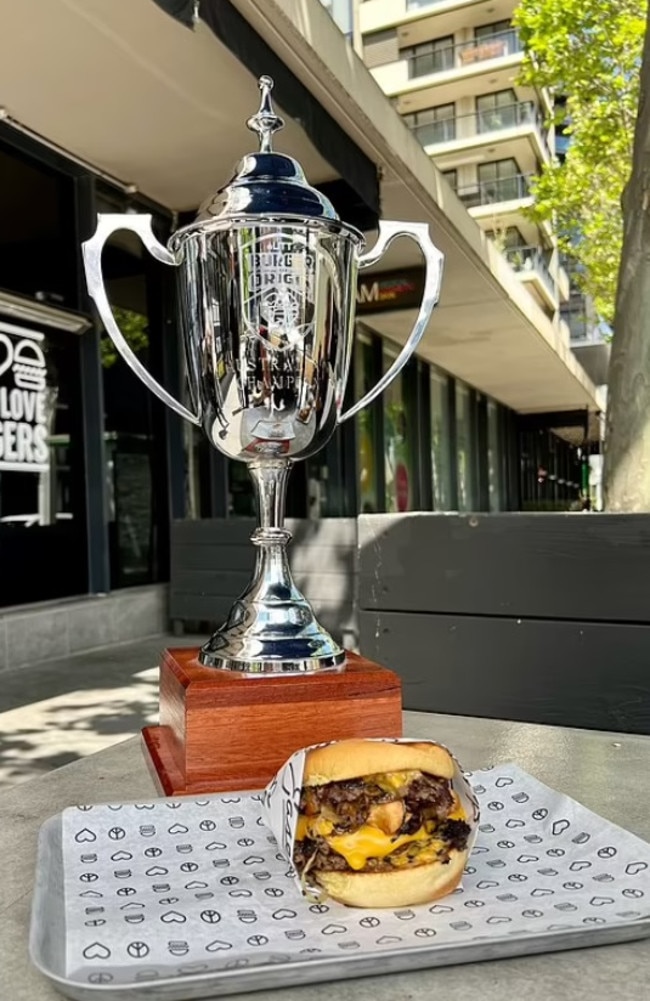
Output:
[313, 848, 468, 909]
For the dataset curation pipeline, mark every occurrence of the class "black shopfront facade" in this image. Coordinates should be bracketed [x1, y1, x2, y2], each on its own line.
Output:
[0, 122, 588, 611]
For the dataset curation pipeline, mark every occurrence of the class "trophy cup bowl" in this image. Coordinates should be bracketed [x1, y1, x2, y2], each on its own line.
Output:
[81, 77, 445, 792]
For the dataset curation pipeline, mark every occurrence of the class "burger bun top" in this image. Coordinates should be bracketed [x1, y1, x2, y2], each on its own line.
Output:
[303, 739, 454, 786]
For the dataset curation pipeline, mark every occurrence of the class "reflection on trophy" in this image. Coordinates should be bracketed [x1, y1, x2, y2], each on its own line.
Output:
[83, 76, 444, 677]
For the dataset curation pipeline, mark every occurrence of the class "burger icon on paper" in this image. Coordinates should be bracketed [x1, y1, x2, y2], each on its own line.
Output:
[263, 739, 479, 909]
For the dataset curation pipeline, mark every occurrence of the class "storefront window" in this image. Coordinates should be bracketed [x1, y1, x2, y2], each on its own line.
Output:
[487, 399, 502, 510]
[430, 368, 452, 510]
[0, 320, 87, 605]
[97, 189, 171, 587]
[383, 345, 417, 513]
[456, 382, 477, 511]
[355, 333, 379, 513]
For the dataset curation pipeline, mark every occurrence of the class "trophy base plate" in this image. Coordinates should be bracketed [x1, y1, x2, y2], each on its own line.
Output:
[141, 647, 403, 795]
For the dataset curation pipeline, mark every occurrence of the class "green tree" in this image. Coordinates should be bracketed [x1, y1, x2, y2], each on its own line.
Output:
[604, 11, 650, 509]
[513, 0, 647, 324]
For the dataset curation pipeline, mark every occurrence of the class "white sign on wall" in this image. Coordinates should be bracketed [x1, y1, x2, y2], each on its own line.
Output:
[0, 320, 50, 473]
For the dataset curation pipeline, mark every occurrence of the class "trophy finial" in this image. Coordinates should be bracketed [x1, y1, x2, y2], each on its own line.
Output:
[247, 75, 285, 153]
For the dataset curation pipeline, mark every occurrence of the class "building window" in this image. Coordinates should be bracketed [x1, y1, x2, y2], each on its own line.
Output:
[475, 20, 512, 40]
[403, 103, 456, 145]
[476, 89, 519, 131]
[455, 383, 477, 512]
[487, 399, 503, 511]
[382, 344, 418, 513]
[355, 333, 380, 513]
[478, 158, 523, 202]
[430, 369, 452, 510]
[403, 36, 454, 78]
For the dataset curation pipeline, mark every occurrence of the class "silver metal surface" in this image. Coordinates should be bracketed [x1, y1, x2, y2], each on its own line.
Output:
[81, 76, 445, 674]
[28, 794, 650, 1001]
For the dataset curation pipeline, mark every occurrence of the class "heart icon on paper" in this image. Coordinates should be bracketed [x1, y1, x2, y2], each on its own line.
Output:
[205, 841, 227, 851]
[590, 896, 615, 907]
[111, 851, 132, 862]
[272, 909, 297, 920]
[205, 940, 232, 952]
[82, 942, 111, 960]
[486, 916, 512, 924]
[626, 861, 649, 876]
[321, 923, 347, 935]
[530, 888, 554, 897]
[167, 824, 189, 835]
[145, 866, 168, 877]
[495, 777, 513, 788]
[184, 881, 208, 890]
[552, 819, 570, 836]
[376, 935, 402, 945]
[160, 911, 187, 924]
[569, 860, 592, 872]
[75, 829, 97, 843]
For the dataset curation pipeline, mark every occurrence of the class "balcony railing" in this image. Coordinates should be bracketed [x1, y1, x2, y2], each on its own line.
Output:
[410, 101, 550, 154]
[454, 172, 533, 207]
[407, 29, 522, 79]
[504, 245, 555, 296]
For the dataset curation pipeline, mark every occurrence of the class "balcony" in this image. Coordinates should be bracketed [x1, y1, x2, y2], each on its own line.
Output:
[410, 101, 551, 164]
[454, 172, 533, 208]
[407, 30, 522, 79]
[504, 244, 556, 306]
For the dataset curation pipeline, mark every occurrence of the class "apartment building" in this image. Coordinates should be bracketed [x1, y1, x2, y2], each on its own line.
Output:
[352, 0, 610, 388]
[356, 1, 567, 320]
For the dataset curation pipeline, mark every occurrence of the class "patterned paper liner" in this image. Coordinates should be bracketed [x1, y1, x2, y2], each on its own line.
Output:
[31, 762, 650, 988]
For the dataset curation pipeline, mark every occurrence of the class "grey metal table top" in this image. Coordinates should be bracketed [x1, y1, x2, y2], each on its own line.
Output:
[2, 711, 649, 1001]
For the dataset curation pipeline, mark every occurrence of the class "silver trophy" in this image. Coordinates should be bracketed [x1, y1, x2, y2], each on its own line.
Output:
[83, 77, 444, 676]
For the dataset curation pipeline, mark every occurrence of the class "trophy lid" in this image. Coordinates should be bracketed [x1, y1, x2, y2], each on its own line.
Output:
[192, 76, 342, 225]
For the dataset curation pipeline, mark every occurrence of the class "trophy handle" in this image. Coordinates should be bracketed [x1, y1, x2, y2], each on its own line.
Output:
[338, 220, 444, 424]
[82, 214, 201, 426]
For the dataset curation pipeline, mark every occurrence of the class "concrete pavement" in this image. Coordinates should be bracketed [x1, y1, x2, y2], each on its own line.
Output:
[0, 633, 205, 789]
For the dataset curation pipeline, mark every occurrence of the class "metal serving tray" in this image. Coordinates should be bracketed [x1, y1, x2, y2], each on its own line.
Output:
[29, 765, 650, 1000]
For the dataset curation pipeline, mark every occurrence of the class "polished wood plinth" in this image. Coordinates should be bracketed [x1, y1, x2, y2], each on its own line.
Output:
[141, 648, 403, 795]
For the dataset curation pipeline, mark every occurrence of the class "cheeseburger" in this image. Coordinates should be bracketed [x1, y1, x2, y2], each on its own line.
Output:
[293, 739, 472, 908]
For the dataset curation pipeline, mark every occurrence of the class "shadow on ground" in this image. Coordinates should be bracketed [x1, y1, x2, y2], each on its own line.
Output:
[0, 633, 206, 789]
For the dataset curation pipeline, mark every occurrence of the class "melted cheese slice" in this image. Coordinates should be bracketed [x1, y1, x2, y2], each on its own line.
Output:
[295, 783, 467, 871]
[326, 824, 429, 871]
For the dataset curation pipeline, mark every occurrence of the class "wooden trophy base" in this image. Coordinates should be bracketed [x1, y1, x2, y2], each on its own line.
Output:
[142, 648, 403, 795]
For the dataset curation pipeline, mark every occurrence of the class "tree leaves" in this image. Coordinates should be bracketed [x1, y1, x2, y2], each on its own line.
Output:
[513, 0, 647, 325]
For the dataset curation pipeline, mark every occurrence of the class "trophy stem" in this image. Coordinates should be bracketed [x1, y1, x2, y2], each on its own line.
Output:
[198, 460, 346, 675]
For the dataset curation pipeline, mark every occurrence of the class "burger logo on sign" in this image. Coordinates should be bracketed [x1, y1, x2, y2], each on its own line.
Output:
[242, 233, 317, 351]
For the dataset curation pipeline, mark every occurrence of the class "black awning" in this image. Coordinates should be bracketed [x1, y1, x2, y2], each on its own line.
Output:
[199, 0, 380, 231]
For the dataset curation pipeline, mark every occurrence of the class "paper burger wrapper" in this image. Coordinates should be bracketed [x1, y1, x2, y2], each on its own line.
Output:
[261, 737, 480, 902]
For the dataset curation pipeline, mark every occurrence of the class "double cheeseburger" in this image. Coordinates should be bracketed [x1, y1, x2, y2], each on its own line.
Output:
[293, 739, 472, 908]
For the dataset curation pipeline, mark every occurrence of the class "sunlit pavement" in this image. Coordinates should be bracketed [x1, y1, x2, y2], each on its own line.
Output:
[0, 633, 205, 789]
